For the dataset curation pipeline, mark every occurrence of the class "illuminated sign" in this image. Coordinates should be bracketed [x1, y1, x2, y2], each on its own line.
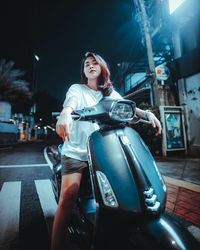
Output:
[155, 64, 170, 81]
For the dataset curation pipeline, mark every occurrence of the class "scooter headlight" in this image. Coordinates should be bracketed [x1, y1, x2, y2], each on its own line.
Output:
[96, 171, 118, 208]
[109, 101, 135, 122]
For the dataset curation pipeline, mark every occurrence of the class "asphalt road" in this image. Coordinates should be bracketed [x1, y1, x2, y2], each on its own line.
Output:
[0, 141, 199, 250]
[0, 141, 57, 250]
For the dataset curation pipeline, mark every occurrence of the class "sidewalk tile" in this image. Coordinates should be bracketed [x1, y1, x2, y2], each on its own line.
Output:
[177, 195, 200, 208]
[176, 201, 199, 213]
[186, 212, 200, 222]
[174, 212, 200, 227]
[165, 182, 200, 227]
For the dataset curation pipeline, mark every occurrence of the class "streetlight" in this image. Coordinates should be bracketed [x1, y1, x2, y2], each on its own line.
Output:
[32, 53, 40, 94]
[34, 54, 40, 62]
[31, 53, 40, 114]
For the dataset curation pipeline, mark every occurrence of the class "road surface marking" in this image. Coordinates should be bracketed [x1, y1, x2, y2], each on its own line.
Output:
[0, 181, 21, 250]
[187, 225, 200, 242]
[43, 147, 53, 170]
[0, 146, 13, 151]
[0, 164, 49, 168]
[35, 179, 58, 237]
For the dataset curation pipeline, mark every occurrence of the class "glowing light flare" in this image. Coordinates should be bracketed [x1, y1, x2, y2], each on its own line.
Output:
[34, 54, 40, 61]
[169, 0, 185, 14]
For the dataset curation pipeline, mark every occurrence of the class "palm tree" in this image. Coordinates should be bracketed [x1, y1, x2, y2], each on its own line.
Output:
[0, 58, 31, 121]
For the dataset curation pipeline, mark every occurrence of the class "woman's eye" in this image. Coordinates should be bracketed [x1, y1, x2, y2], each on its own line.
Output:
[85, 61, 98, 67]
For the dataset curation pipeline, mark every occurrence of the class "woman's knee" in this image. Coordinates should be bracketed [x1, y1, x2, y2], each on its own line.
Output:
[59, 183, 80, 208]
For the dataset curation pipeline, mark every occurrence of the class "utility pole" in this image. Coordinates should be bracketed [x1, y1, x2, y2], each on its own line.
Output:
[134, 0, 167, 106]
[139, 0, 156, 80]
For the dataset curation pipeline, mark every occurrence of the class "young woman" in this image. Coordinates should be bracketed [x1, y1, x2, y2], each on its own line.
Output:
[51, 52, 162, 250]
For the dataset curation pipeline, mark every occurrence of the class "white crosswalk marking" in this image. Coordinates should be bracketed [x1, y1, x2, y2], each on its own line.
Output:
[0, 164, 49, 168]
[0, 181, 21, 250]
[35, 179, 58, 237]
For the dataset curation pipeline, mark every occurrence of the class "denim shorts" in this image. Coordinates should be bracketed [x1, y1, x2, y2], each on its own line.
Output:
[61, 155, 88, 175]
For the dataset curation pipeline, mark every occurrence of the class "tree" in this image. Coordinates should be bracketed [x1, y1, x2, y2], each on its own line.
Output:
[0, 58, 32, 121]
[0, 58, 31, 102]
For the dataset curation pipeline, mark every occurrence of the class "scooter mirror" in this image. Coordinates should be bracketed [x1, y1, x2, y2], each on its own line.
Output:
[109, 100, 136, 122]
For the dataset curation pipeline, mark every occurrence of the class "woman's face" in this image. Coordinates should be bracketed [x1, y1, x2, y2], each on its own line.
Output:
[84, 56, 101, 80]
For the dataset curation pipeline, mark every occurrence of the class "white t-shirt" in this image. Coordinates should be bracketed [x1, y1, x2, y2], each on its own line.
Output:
[61, 83, 122, 161]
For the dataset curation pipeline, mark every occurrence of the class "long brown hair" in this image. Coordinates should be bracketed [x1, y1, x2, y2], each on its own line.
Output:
[81, 52, 113, 96]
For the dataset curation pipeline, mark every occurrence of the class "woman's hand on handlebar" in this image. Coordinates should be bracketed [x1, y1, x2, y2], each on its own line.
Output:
[56, 107, 73, 142]
[135, 108, 162, 136]
[146, 112, 162, 136]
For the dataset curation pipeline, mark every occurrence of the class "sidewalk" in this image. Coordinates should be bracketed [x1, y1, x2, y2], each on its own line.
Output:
[155, 157, 200, 235]
[155, 157, 200, 186]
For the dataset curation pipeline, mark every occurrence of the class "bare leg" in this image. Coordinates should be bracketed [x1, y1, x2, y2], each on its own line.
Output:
[51, 170, 83, 250]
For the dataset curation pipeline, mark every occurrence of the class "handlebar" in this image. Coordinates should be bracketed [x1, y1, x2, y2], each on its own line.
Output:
[71, 114, 81, 120]
[140, 119, 152, 124]
[54, 113, 152, 124]
[129, 116, 152, 125]
[53, 113, 80, 120]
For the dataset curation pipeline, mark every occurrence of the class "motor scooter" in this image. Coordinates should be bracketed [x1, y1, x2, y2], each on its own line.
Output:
[49, 97, 199, 250]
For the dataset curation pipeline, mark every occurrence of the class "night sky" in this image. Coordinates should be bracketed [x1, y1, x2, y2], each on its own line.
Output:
[0, 0, 144, 102]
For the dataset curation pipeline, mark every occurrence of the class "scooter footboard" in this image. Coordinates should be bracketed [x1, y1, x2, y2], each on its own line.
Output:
[138, 213, 200, 250]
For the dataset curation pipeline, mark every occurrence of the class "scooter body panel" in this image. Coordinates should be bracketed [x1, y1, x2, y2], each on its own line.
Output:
[88, 127, 142, 213]
[123, 127, 167, 207]
[88, 126, 166, 215]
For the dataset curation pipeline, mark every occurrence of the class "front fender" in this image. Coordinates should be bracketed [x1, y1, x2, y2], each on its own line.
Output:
[140, 213, 200, 250]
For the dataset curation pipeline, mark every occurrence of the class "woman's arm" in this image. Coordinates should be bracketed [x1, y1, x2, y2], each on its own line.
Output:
[56, 96, 78, 142]
[136, 107, 162, 136]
